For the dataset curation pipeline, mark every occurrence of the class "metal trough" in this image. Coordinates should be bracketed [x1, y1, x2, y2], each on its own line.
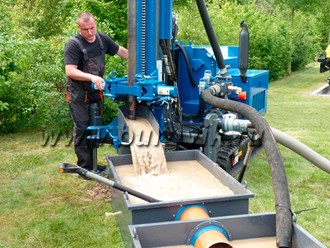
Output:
[107, 150, 254, 246]
[311, 84, 330, 96]
[129, 213, 326, 248]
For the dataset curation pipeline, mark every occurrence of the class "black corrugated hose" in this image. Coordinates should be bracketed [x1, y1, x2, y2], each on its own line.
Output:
[202, 86, 292, 248]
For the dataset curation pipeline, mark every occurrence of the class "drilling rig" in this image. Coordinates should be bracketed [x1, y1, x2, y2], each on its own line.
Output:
[87, 1, 268, 180]
[85, 2, 292, 245]
[59, 1, 330, 247]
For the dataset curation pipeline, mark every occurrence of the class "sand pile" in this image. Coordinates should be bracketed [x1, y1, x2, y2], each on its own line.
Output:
[126, 117, 168, 175]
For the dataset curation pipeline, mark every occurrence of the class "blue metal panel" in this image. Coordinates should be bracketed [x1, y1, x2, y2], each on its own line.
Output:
[176, 47, 199, 115]
[227, 46, 239, 57]
[176, 43, 268, 115]
[190, 45, 239, 70]
[176, 44, 217, 115]
[87, 118, 121, 148]
[136, 0, 157, 75]
[228, 69, 269, 114]
[145, 0, 157, 75]
[159, 0, 172, 39]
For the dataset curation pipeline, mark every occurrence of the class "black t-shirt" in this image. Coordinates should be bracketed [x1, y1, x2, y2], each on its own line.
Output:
[64, 32, 119, 71]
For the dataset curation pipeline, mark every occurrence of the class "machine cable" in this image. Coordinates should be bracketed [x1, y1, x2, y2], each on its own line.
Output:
[175, 43, 198, 87]
[175, 43, 210, 119]
[160, 37, 185, 144]
[161, 39, 177, 83]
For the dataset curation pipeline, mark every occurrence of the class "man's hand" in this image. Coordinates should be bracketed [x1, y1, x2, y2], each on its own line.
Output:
[65, 64, 105, 90]
[91, 75, 105, 90]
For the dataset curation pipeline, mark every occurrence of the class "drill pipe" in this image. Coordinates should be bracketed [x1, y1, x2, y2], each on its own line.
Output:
[127, 0, 137, 119]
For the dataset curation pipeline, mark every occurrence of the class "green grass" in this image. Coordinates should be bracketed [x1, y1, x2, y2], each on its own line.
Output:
[0, 63, 329, 247]
[0, 134, 124, 248]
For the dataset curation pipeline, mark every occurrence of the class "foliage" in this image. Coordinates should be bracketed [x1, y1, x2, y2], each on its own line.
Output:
[273, 0, 319, 13]
[248, 7, 293, 79]
[0, 34, 68, 133]
[175, 1, 291, 80]
[175, 0, 323, 80]
[0, 0, 127, 134]
[271, 0, 327, 73]
[290, 12, 322, 71]
[0, 0, 328, 133]
[312, 2, 330, 51]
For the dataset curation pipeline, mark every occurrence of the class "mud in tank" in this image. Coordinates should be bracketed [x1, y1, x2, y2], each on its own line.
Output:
[106, 150, 254, 246]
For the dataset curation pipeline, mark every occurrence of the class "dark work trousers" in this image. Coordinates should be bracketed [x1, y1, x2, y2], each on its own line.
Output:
[68, 101, 102, 170]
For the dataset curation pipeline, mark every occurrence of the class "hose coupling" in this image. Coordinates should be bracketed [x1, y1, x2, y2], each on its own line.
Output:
[208, 82, 228, 97]
[222, 113, 252, 134]
[209, 84, 221, 95]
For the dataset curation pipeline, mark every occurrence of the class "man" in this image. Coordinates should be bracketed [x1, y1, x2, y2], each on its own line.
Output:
[64, 12, 128, 171]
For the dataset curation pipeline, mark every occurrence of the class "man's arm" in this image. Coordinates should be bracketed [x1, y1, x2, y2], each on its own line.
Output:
[65, 64, 105, 90]
[117, 46, 128, 60]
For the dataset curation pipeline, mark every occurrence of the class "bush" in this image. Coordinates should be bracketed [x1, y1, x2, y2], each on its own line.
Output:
[0, 34, 70, 133]
[290, 11, 322, 71]
[0, 0, 127, 134]
[248, 10, 292, 80]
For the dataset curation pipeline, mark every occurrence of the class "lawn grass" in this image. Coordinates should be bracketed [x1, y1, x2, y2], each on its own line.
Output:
[0, 62, 329, 247]
[0, 134, 125, 248]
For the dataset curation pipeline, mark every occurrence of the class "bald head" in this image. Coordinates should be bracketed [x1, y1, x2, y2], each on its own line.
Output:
[77, 12, 96, 25]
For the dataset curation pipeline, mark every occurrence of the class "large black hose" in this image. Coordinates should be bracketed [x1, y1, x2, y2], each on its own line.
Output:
[202, 86, 292, 248]
[196, 0, 226, 70]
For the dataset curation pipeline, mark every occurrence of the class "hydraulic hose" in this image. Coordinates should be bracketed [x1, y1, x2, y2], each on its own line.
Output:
[176, 43, 206, 119]
[202, 86, 292, 248]
[271, 127, 330, 174]
[176, 43, 197, 87]
[196, 0, 226, 70]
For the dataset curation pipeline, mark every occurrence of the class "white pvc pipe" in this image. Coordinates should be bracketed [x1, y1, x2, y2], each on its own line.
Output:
[271, 127, 330, 174]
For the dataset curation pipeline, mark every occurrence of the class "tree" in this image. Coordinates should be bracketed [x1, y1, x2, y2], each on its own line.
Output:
[272, 0, 322, 74]
[273, 0, 318, 21]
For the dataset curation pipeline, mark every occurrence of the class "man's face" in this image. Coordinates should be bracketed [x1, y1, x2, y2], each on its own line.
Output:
[78, 19, 96, 43]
